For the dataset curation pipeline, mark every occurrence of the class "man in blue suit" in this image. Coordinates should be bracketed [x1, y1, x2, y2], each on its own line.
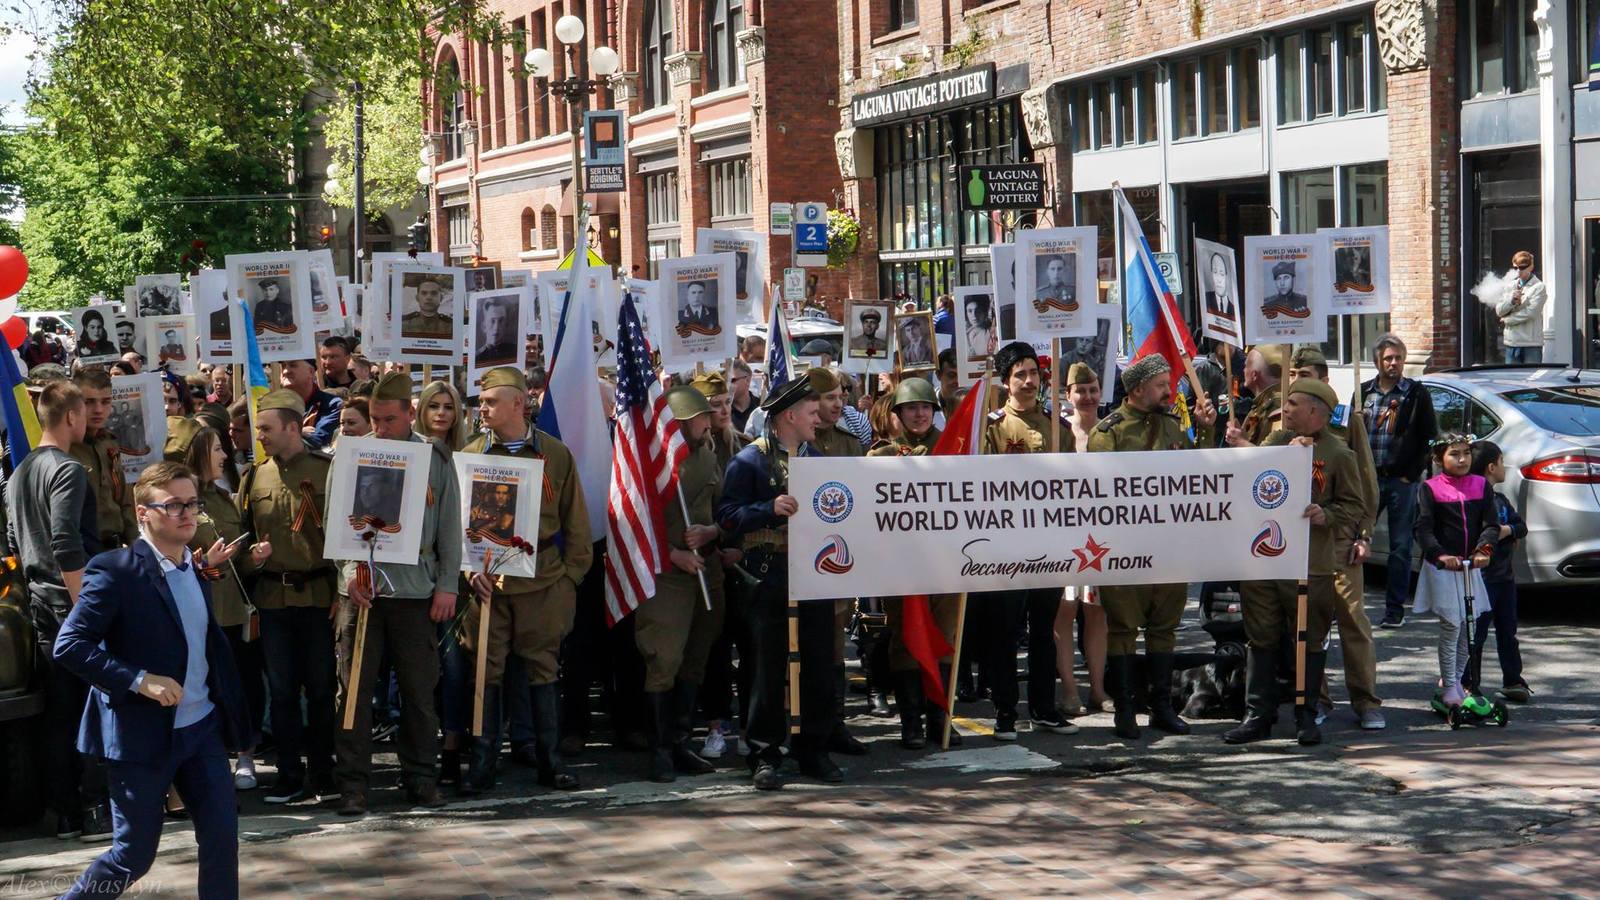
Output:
[54, 460, 265, 899]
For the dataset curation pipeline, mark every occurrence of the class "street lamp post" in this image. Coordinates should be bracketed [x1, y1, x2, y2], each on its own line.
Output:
[525, 16, 620, 258]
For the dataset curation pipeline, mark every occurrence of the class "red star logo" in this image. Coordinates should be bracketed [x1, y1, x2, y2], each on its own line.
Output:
[1074, 535, 1110, 572]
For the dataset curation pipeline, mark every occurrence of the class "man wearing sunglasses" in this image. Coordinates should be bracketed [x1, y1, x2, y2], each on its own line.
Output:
[1496, 251, 1546, 365]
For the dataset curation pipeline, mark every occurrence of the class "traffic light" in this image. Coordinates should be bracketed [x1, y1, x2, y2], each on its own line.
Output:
[409, 216, 430, 252]
[316, 224, 334, 245]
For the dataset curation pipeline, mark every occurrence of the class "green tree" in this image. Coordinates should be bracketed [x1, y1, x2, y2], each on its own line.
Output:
[321, 67, 427, 219]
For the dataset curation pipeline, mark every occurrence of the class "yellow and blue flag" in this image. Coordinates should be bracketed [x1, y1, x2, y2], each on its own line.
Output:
[238, 293, 271, 459]
[0, 345, 41, 468]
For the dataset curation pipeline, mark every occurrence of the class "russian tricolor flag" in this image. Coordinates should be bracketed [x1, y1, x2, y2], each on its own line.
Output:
[1117, 184, 1198, 382]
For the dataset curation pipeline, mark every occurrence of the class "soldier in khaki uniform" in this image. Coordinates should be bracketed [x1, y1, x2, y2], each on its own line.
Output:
[1228, 346, 1283, 447]
[333, 373, 462, 814]
[1088, 354, 1217, 739]
[868, 378, 963, 748]
[237, 388, 339, 804]
[1287, 346, 1385, 731]
[975, 343, 1077, 741]
[802, 368, 869, 757]
[460, 367, 592, 794]
[635, 387, 724, 782]
[70, 368, 138, 549]
[1224, 378, 1365, 746]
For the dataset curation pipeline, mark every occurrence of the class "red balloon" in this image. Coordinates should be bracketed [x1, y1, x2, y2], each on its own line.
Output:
[0, 247, 26, 299]
[1, 317, 26, 351]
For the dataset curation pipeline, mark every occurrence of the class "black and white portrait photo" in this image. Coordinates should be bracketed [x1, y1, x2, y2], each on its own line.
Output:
[137, 283, 181, 317]
[75, 307, 118, 361]
[1033, 253, 1078, 309]
[251, 277, 295, 331]
[676, 279, 720, 332]
[114, 315, 139, 355]
[1060, 316, 1115, 391]
[111, 398, 149, 456]
[464, 264, 501, 294]
[846, 303, 890, 359]
[897, 312, 935, 370]
[353, 465, 406, 525]
[1334, 244, 1372, 291]
[1261, 259, 1310, 319]
[1195, 238, 1242, 347]
[961, 291, 994, 362]
[1203, 250, 1238, 319]
[474, 293, 519, 367]
[469, 480, 519, 542]
[400, 272, 456, 337]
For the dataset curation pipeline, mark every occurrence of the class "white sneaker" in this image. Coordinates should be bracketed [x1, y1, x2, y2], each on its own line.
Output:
[233, 759, 258, 791]
[1359, 709, 1387, 730]
[700, 727, 727, 759]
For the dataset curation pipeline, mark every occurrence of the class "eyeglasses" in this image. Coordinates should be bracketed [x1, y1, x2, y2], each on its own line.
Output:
[144, 500, 203, 518]
[1515, 263, 1532, 271]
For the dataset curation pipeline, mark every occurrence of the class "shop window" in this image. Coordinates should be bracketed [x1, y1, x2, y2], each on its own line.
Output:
[1278, 15, 1385, 124]
[1467, 0, 1539, 97]
[643, 0, 673, 109]
[540, 205, 558, 250]
[888, 0, 918, 32]
[709, 157, 753, 220]
[1236, 44, 1261, 129]
[1136, 69, 1158, 142]
[1280, 33, 1305, 124]
[1093, 81, 1113, 148]
[521, 208, 537, 251]
[1175, 60, 1200, 138]
[707, 0, 746, 90]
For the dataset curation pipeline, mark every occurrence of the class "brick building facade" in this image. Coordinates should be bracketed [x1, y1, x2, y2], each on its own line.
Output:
[423, 0, 848, 318]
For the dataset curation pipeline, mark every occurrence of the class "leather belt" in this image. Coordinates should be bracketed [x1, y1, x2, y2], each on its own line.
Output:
[268, 567, 335, 588]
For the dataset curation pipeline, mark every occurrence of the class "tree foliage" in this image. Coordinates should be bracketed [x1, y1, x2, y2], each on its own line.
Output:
[321, 67, 428, 219]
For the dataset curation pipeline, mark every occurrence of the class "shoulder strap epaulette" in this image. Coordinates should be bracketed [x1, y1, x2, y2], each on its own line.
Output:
[1095, 410, 1124, 433]
[987, 409, 1006, 422]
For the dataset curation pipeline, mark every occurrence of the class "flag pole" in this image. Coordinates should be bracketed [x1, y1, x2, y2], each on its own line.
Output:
[1114, 182, 1209, 410]
[1048, 338, 1061, 454]
[941, 364, 993, 751]
[675, 478, 713, 611]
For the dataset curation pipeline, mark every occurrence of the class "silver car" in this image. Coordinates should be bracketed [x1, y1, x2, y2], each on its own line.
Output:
[1371, 365, 1600, 586]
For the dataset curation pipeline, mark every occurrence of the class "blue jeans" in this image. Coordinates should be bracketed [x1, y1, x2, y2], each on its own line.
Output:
[1505, 345, 1543, 364]
[1378, 476, 1418, 618]
[66, 713, 238, 899]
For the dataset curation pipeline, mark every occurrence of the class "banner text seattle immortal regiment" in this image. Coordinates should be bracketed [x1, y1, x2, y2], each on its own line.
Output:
[789, 446, 1310, 599]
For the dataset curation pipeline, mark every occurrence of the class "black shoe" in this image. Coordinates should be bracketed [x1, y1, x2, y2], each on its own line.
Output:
[1379, 612, 1405, 629]
[439, 747, 462, 786]
[868, 691, 894, 718]
[532, 683, 580, 790]
[337, 791, 367, 817]
[671, 743, 715, 775]
[1030, 711, 1080, 735]
[894, 672, 925, 748]
[1223, 716, 1275, 744]
[510, 742, 540, 768]
[537, 769, 581, 790]
[406, 782, 446, 809]
[263, 776, 307, 804]
[462, 685, 504, 796]
[309, 773, 341, 802]
[649, 747, 676, 783]
[56, 813, 83, 840]
[993, 712, 1018, 741]
[828, 728, 869, 756]
[1108, 655, 1141, 740]
[80, 804, 113, 844]
[1295, 708, 1323, 746]
[370, 721, 398, 744]
[1146, 653, 1191, 735]
[752, 761, 782, 790]
[798, 752, 843, 783]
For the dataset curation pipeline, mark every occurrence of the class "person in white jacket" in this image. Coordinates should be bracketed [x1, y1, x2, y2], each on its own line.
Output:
[1496, 251, 1546, 364]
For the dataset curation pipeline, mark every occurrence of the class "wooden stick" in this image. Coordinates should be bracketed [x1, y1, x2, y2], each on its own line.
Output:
[1351, 316, 1363, 414]
[1223, 343, 1237, 428]
[472, 549, 494, 737]
[423, 364, 434, 384]
[1049, 338, 1061, 453]
[676, 478, 713, 611]
[1294, 578, 1309, 711]
[341, 604, 369, 731]
[787, 594, 801, 736]
[941, 592, 970, 751]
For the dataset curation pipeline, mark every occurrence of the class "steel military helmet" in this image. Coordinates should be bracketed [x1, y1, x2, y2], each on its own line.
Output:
[665, 385, 712, 421]
[892, 377, 937, 410]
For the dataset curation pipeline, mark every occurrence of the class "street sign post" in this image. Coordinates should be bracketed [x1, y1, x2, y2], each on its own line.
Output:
[1155, 252, 1183, 296]
[582, 110, 626, 193]
[794, 202, 828, 268]
[770, 202, 794, 235]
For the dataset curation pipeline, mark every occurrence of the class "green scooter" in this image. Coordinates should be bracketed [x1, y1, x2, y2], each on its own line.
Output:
[1428, 559, 1509, 729]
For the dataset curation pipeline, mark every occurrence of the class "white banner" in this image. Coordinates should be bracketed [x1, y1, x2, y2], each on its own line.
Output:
[787, 445, 1312, 600]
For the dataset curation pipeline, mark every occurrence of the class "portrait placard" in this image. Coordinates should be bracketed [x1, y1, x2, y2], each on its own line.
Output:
[1016, 227, 1099, 340]
[1244, 235, 1330, 344]
[323, 436, 430, 564]
[991, 243, 1049, 355]
[192, 269, 239, 364]
[145, 314, 197, 375]
[109, 372, 166, 484]
[338, 283, 363, 340]
[455, 451, 546, 578]
[390, 264, 464, 365]
[462, 262, 502, 294]
[954, 285, 997, 381]
[843, 300, 894, 374]
[695, 229, 765, 323]
[225, 250, 315, 362]
[1056, 302, 1122, 390]
[306, 249, 342, 335]
[501, 268, 532, 290]
[894, 310, 936, 372]
[133, 274, 183, 318]
[656, 254, 738, 371]
[113, 311, 142, 357]
[625, 278, 660, 352]
[1194, 238, 1243, 348]
[467, 287, 533, 395]
[1318, 226, 1390, 315]
[367, 251, 443, 360]
[72, 303, 124, 366]
[537, 270, 617, 369]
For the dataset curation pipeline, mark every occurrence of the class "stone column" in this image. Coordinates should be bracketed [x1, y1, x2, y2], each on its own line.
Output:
[1535, 0, 1573, 362]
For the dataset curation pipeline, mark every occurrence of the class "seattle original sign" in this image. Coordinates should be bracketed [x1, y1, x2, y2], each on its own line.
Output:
[850, 64, 996, 127]
[787, 446, 1312, 600]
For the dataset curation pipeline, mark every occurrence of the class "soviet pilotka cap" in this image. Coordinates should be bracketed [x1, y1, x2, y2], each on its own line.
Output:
[691, 371, 728, 399]
[760, 377, 819, 416]
[480, 367, 528, 394]
[1286, 377, 1339, 412]
[256, 388, 306, 419]
[373, 371, 415, 403]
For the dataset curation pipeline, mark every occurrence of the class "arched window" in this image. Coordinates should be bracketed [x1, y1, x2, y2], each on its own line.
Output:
[643, 0, 673, 109]
[521, 208, 537, 251]
[439, 50, 466, 161]
[540, 205, 558, 250]
[706, 0, 746, 90]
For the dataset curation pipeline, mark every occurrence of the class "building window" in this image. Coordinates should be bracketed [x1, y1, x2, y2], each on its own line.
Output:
[1281, 164, 1390, 363]
[1279, 15, 1385, 123]
[707, 0, 746, 91]
[1170, 47, 1258, 138]
[1575, 0, 1600, 84]
[1136, 69, 1158, 142]
[1093, 81, 1113, 148]
[1204, 52, 1229, 135]
[645, 169, 679, 278]
[1236, 45, 1261, 129]
[1069, 86, 1090, 151]
[439, 53, 466, 161]
[709, 157, 753, 220]
[1175, 60, 1199, 138]
[1073, 69, 1160, 150]
[521, 208, 536, 251]
[540, 204, 557, 250]
[1117, 76, 1135, 146]
[446, 204, 471, 255]
[889, 0, 917, 31]
[643, 0, 673, 109]
[1468, 0, 1539, 97]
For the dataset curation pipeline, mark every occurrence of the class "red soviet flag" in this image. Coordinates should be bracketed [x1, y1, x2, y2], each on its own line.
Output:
[903, 373, 988, 709]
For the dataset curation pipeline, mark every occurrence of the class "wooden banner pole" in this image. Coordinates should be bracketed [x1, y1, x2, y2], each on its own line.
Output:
[940, 362, 994, 751]
[1049, 338, 1062, 454]
[341, 605, 369, 731]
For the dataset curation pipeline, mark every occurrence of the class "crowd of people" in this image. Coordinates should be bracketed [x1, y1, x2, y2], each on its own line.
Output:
[2, 316, 1539, 897]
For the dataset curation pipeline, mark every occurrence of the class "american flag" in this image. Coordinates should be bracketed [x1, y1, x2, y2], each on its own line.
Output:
[603, 294, 688, 625]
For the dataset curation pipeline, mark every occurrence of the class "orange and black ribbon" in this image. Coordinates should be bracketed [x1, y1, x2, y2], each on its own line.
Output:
[1312, 459, 1327, 497]
[1032, 297, 1080, 314]
[107, 446, 125, 502]
[292, 480, 322, 534]
[675, 323, 722, 338]
[255, 321, 297, 336]
[349, 514, 402, 533]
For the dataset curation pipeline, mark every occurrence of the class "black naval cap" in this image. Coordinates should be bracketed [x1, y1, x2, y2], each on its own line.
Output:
[760, 377, 818, 416]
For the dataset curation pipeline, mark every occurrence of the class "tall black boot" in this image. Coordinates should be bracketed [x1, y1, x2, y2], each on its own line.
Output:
[1224, 649, 1279, 744]
[1296, 652, 1328, 746]
[795, 734, 843, 783]
[531, 684, 579, 790]
[926, 663, 963, 746]
[1145, 653, 1191, 735]
[645, 691, 676, 783]
[893, 671, 925, 749]
[460, 685, 502, 795]
[828, 664, 869, 755]
[1107, 655, 1141, 739]
[669, 680, 714, 774]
